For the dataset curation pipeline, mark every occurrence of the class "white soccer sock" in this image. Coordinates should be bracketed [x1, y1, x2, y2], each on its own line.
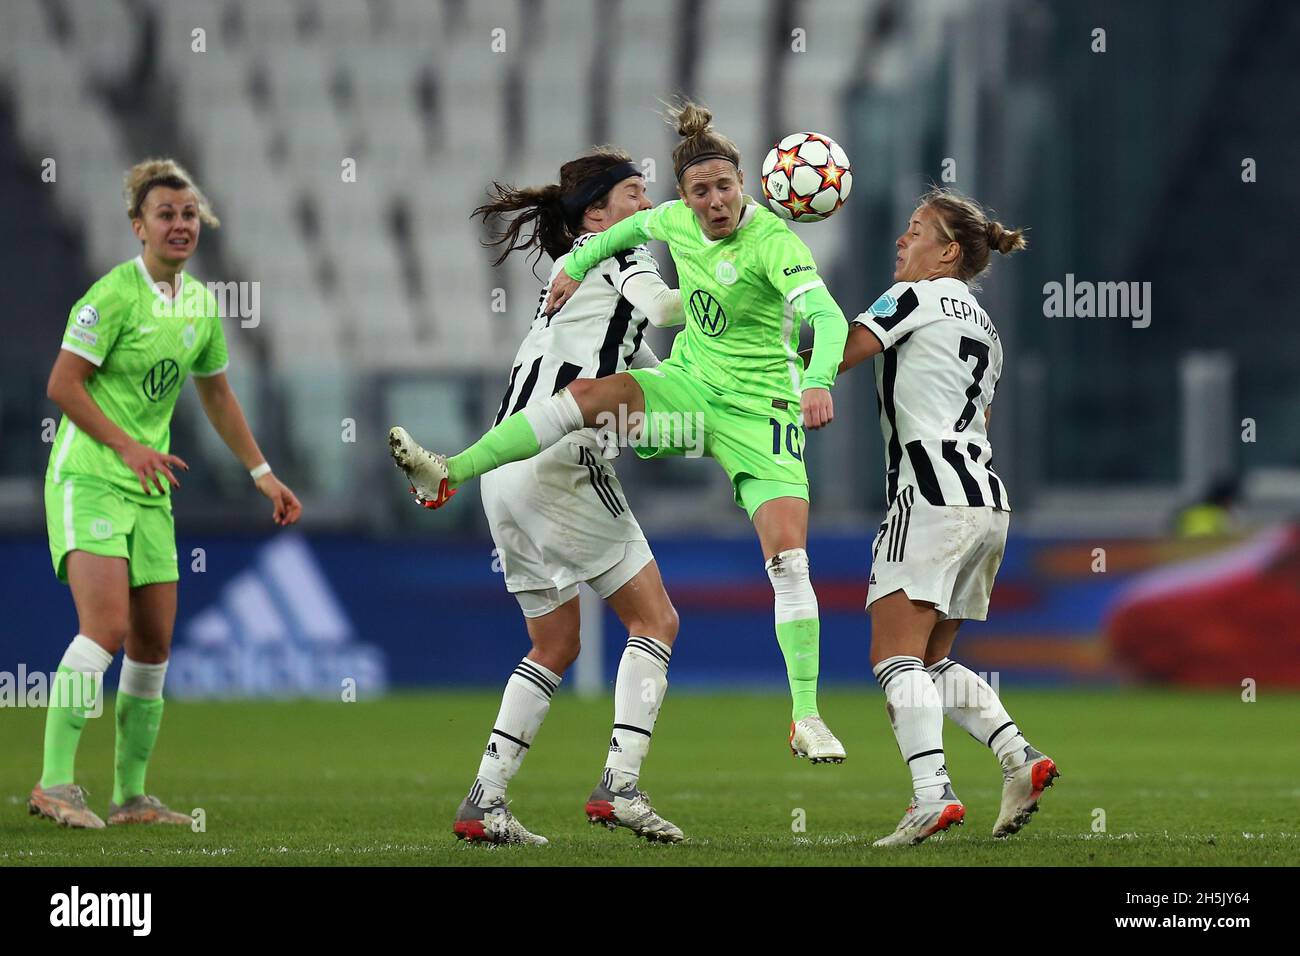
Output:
[874, 655, 951, 800]
[119, 658, 168, 700]
[61, 634, 114, 674]
[54, 635, 113, 710]
[926, 658, 1028, 768]
[603, 636, 672, 790]
[469, 658, 562, 806]
[520, 389, 585, 450]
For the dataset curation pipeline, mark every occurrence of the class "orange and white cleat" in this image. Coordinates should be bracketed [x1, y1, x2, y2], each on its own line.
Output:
[107, 794, 192, 826]
[873, 785, 966, 847]
[993, 747, 1059, 838]
[388, 426, 456, 509]
[28, 783, 106, 829]
[789, 716, 847, 764]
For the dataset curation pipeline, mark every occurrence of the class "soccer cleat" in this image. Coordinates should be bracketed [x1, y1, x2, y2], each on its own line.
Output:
[585, 778, 684, 843]
[452, 795, 548, 846]
[992, 747, 1059, 839]
[872, 784, 966, 847]
[388, 426, 456, 509]
[27, 783, 106, 829]
[107, 794, 192, 826]
[789, 715, 847, 764]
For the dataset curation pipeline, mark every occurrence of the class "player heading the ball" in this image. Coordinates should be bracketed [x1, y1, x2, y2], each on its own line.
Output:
[390, 99, 852, 763]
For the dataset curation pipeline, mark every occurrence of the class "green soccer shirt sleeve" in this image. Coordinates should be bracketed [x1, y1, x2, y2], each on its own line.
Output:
[795, 285, 848, 391]
[563, 202, 681, 281]
[760, 223, 846, 391]
[61, 284, 125, 366]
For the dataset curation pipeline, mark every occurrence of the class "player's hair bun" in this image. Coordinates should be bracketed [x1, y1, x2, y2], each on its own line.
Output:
[673, 101, 714, 139]
[986, 220, 1027, 255]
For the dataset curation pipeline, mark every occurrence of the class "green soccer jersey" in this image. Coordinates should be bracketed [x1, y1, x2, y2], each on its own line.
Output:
[565, 198, 839, 407]
[47, 256, 230, 505]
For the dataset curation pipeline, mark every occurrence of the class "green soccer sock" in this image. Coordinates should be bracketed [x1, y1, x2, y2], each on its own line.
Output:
[775, 617, 821, 721]
[447, 412, 541, 485]
[113, 693, 165, 804]
[40, 665, 103, 789]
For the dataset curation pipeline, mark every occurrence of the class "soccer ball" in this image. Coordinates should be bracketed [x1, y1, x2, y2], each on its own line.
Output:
[759, 132, 852, 222]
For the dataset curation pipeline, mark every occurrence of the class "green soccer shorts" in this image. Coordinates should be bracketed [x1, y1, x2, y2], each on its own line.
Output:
[626, 359, 810, 518]
[44, 477, 179, 587]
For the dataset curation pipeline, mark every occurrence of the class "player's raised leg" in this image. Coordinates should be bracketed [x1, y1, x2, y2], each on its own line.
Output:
[925, 620, 1058, 838]
[586, 559, 684, 843]
[30, 551, 124, 829]
[108, 579, 190, 825]
[454, 591, 578, 845]
[389, 374, 646, 508]
[751, 493, 846, 763]
[870, 590, 965, 847]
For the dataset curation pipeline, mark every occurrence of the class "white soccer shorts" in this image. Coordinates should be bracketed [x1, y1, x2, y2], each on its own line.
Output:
[481, 439, 653, 618]
[865, 486, 1010, 622]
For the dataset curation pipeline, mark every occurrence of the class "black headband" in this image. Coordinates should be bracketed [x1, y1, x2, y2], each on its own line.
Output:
[675, 151, 737, 182]
[561, 162, 643, 219]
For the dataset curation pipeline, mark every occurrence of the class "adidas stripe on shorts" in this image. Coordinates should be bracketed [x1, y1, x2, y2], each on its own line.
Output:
[865, 485, 1009, 622]
[481, 438, 652, 618]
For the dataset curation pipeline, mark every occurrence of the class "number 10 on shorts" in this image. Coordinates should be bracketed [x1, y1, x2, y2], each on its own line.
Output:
[769, 418, 803, 461]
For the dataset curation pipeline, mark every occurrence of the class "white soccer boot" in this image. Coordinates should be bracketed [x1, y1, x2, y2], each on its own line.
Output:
[992, 746, 1059, 839]
[585, 776, 684, 844]
[388, 426, 456, 509]
[789, 715, 847, 764]
[452, 795, 548, 846]
[872, 784, 966, 847]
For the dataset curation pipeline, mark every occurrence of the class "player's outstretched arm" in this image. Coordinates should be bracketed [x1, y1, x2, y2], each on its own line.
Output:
[193, 372, 302, 526]
[836, 324, 885, 373]
[794, 286, 848, 430]
[546, 206, 666, 315]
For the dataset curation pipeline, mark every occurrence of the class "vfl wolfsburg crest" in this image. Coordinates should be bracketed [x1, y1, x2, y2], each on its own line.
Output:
[183, 324, 197, 349]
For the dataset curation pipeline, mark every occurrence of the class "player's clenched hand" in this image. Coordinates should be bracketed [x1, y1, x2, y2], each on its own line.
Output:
[255, 472, 302, 526]
[801, 387, 834, 430]
[545, 271, 580, 316]
[119, 440, 188, 495]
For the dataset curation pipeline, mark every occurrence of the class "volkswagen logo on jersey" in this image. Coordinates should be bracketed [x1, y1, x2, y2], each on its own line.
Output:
[142, 358, 180, 402]
[689, 289, 727, 337]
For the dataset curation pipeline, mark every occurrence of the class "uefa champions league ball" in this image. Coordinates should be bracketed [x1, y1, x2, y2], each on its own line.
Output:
[760, 132, 853, 223]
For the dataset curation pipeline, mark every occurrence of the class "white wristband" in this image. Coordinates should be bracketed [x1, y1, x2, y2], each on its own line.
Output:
[249, 462, 272, 480]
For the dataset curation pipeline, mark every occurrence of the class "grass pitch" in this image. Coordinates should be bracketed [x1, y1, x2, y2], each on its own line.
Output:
[2, 689, 1297, 866]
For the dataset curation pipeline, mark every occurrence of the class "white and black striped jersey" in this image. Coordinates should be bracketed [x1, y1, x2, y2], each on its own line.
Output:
[853, 277, 1010, 511]
[492, 236, 668, 449]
